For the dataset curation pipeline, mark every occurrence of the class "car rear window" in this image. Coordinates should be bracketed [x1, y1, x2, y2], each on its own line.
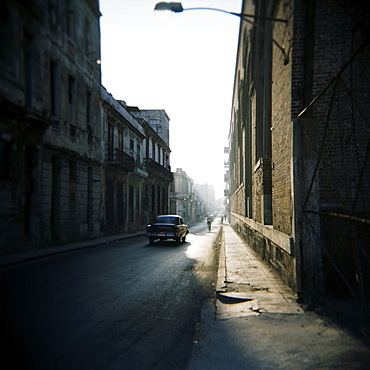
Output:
[156, 216, 178, 224]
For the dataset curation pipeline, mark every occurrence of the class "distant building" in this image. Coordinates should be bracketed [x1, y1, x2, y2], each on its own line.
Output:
[127, 108, 170, 147]
[192, 190, 205, 220]
[170, 168, 194, 222]
[194, 184, 217, 215]
[169, 168, 216, 222]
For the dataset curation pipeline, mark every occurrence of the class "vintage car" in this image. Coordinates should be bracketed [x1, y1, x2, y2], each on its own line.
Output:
[146, 215, 189, 244]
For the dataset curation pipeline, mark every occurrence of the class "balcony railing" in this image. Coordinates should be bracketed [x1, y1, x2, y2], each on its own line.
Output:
[106, 150, 172, 181]
[106, 148, 135, 171]
[145, 158, 173, 181]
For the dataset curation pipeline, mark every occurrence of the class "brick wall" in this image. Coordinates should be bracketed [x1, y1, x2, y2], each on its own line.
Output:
[296, 0, 370, 301]
[270, 0, 294, 235]
[231, 183, 245, 216]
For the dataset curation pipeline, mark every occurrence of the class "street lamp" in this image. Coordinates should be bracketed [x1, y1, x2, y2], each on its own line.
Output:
[154, 2, 290, 65]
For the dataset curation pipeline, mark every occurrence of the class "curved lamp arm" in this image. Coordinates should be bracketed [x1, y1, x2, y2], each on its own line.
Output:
[154, 2, 290, 64]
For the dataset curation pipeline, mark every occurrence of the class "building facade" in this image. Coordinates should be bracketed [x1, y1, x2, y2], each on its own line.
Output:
[0, 0, 174, 253]
[101, 91, 174, 234]
[228, 0, 370, 322]
[170, 168, 215, 222]
[127, 107, 173, 224]
[170, 168, 194, 222]
[0, 0, 102, 252]
[128, 109, 170, 150]
[194, 184, 217, 216]
[101, 88, 146, 234]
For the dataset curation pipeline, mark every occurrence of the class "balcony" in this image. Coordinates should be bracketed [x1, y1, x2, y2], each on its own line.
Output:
[145, 158, 173, 182]
[106, 148, 135, 171]
[130, 160, 148, 178]
[170, 191, 190, 200]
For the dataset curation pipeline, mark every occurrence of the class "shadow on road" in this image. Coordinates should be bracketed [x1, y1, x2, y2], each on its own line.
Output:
[143, 241, 191, 248]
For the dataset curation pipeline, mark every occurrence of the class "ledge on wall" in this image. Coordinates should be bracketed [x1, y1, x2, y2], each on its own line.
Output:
[231, 212, 294, 255]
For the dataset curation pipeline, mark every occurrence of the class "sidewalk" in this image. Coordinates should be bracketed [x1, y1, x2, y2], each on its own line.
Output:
[215, 224, 303, 318]
[188, 224, 370, 369]
[0, 231, 144, 268]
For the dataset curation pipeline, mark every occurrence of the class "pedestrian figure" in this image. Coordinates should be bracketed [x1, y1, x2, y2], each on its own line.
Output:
[207, 216, 212, 231]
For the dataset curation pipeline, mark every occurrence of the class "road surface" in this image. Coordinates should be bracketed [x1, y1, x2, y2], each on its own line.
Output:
[0, 220, 220, 370]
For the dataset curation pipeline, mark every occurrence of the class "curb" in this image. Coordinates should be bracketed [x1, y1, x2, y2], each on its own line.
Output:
[0, 232, 145, 268]
[216, 225, 226, 292]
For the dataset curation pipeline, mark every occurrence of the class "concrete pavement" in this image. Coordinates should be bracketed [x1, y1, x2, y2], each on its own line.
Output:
[215, 224, 303, 318]
[188, 223, 370, 369]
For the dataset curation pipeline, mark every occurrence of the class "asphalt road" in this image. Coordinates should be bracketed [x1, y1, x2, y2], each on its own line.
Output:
[0, 221, 220, 370]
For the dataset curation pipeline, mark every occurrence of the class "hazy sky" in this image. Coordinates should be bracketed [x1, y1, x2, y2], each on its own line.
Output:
[99, 0, 242, 198]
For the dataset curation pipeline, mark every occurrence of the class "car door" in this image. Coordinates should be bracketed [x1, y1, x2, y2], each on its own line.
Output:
[179, 217, 185, 236]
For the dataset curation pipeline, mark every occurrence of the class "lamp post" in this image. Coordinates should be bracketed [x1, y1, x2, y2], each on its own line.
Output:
[154, 2, 290, 65]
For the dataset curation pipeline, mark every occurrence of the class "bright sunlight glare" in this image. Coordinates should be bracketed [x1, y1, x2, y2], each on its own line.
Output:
[100, 0, 242, 199]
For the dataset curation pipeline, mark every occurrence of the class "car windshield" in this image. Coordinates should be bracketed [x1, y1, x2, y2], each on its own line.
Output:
[155, 216, 179, 224]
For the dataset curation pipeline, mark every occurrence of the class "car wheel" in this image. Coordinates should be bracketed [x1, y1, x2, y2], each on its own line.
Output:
[149, 237, 155, 245]
[175, 237, 181, 243]
[182, 236, 186, 242]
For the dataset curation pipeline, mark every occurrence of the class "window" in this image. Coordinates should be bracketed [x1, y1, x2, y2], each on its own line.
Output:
[0, 4, 12, 65]
[48, 0, 58, 29]
[107, 124, 114, 159]
[69, 160, 77, 182]
[118, 129, 123, 151]
[129, 185, 134, 222]
[23, 28, 33, 108]
[84, 20, 92, 55]
[136, 187, 140, 218]
[86, 90, 92, 124]
[130, 138, 135, 157]
[69, 125, 76, 139]
[66, 0, 74, 38]
[87, 91, 93, 145]
[149, 119, 162, 134]
[136, 143, 141, 162]
[68, 75, 75, 105]
[0, 140, 11, 180]
[50, 59, 58, 116]
[152, 141, 156, 161]
[255, 89, 263, 161]
[145, 138, 150, 159]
